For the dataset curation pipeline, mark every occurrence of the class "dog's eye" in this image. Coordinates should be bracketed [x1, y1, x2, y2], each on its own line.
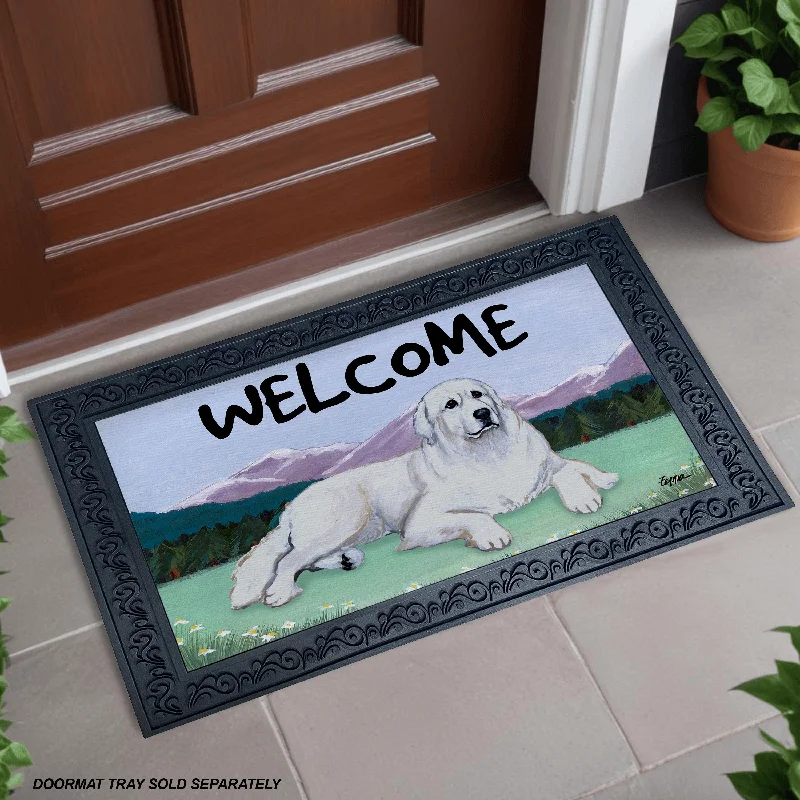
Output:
[471, 391, 483, 399]
[445, 399, 458, 409]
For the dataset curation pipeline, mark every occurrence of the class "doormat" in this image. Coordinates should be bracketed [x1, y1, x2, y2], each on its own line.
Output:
[31, 217, 792, 736]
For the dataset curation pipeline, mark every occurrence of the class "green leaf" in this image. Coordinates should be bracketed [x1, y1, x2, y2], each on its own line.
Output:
[676, 13, 727, 51]
[788, 712, 800, 747]
[0, 601, 9, 615]
[0, 742, 31, 768]
[766, 78, 793, 113]
[785, 21, 800, 50]
[727, 771, 776, 800]
[0, 408, 32, 444]
[733, 674, 796, 710]
[0, 722, 10, 734]
[702, 61, 736, 89]
[754, 751, 791, 795]
[697, 96, 737, 132]
[683, 39, 726, 59]
[733, 114, 773, 150]
[707, 45, 752, 61]
[723, 2, 752, 31]
[775, 626, 800, 657]
[6, 770, 22, 790]
[777, 660, 800, 700]
[0, 512, 10, 528]
[760, 728, 797, 763]
[789, 760, 800, 798]
[740, 58, 777, 107]
[778, 0, 800, 22]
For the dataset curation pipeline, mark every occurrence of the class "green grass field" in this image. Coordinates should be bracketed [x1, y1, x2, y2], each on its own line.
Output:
[160, 413, 713, 670]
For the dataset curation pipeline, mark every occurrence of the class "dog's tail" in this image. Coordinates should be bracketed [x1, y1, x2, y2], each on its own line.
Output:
[230, 522, 292, 610]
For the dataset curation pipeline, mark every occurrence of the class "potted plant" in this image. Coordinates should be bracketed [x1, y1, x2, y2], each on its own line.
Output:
[726, 626, 800, 799]
[676, 0, 800, 241]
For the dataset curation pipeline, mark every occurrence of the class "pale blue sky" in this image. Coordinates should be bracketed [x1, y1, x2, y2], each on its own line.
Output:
[97, 265, 634, 512]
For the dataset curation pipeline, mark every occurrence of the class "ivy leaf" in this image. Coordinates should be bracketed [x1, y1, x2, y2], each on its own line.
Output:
[766, 78, 793, 113]
[778, 0, 800, 22]
[777, 660, 800, 701]
[697, 96, 737, 131]
[702, 61, 736, 89]
[774, 626, 800, 658]
[6, 770, 23, 790]
[0, 512, 10, 528]
[0, 742, 32, 768]
[723, 2, 752, 31]
[726, 771, 777, 800]
[0, 408, 33, 444]
[707, 45, 752, 61]
[0, 600, 9, 614]
[683, 39, 726, 59]
[676, 14, 727, 52]
[740, 59, 777, 107]
[733, 674, 796, 710]
[759, 728, 797, 763]
[753, 751, 791, 795]
[734, 114, 772, 150]
[785, 20, 800, 49]
[790, 760, 800, 799]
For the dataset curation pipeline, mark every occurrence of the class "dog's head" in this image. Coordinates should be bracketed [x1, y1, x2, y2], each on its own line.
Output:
[413, 378, 510, 447]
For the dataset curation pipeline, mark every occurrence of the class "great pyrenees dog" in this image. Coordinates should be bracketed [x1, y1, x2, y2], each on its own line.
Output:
[230, 377, 618, 609]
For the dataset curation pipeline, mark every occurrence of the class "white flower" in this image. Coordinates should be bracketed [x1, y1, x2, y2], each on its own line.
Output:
[569, 530, 581, 536]
[460, 567, 471, 573]
[189, 624, 203, 632]
[679, 489, 689, 496]
[648, 492, 657, 499]
[512, 550, 521, 555]
[215, 630, 231, 638]
[321, 603, 334, 610]
[242, 627, 259, 638]
[546, 534, 558, 543]
[681, 464, 690, 470]
[281, 621, 296, 630]
[696, 460, 704, 466]
[174, 618, 190, 626]
[198, 647, 215, 656]
[630, 506, 642, 514]
[261, 633, 276, 642]
[704, 479, 715, 487]
[343, 601, 355, 609]
[405, 583, 422, 592]
[176, 638, 184, 646]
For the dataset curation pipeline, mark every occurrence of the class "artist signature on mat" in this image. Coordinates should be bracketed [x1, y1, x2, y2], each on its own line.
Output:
[660, 473, 689, 487]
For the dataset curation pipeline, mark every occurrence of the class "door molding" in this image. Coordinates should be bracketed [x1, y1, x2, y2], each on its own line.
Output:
[531, 0, 677, 215]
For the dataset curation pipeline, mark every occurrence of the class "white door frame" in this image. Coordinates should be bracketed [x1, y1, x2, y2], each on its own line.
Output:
[531, 0, 677, 215]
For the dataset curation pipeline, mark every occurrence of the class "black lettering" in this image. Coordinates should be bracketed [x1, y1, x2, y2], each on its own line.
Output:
[296, 362, 350, 412]
[345, 355, 397, 394]
[481, 304, 528, 350]
[424, 314, 497, 366]
[198, 384, 263, 440]
[391, 342, 431, 377]
[260, 375, 306, 423]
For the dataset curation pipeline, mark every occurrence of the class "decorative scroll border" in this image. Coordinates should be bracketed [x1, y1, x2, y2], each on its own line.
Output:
[29, 217, 792, 736]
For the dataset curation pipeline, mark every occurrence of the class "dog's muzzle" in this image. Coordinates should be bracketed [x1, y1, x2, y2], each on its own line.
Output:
[468, 407, 498, 438]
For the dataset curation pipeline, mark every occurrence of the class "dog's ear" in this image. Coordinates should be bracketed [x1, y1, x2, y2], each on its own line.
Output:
[413, 398, 435, 444]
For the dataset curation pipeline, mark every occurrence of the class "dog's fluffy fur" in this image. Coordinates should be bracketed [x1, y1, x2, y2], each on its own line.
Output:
[230, 378, 618, 609]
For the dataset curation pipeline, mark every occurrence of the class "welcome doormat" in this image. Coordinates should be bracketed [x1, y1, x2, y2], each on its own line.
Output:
[31, 217, 792, 736]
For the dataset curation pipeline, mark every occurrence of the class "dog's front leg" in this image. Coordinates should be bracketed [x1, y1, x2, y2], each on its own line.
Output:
[551, 459, 617, 513]
[399, 500, 511, 552]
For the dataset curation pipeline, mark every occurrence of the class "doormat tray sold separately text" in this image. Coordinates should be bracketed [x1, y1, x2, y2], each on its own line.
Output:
[30, 217, 792, 736]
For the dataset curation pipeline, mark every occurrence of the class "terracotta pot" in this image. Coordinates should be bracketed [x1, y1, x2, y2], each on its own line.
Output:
[697, 76, 800, 242]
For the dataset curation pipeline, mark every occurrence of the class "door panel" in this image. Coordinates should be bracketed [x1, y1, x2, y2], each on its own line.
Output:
[6, 0, 170, 138]
[249, 0, 398, 72]
[0, 0, 546, 351]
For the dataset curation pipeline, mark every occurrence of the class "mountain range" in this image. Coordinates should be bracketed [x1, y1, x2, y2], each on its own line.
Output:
[172, 341, 649, 510]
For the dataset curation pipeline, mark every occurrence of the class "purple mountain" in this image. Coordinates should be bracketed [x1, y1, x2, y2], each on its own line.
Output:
[173, 341, 649, 509]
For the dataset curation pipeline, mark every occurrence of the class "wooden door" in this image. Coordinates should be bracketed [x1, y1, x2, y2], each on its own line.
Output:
[0, 0, 545, 350]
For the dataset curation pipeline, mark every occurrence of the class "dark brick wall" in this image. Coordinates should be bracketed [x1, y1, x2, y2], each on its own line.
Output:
[646, 0, 726, 190]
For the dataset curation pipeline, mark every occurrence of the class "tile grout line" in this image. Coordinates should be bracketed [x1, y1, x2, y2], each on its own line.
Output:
[756, 433, 800, 497]
[754, 411, 800, 435]
[544, 596, 643, 775]
[258, 697, 311, 800]
[8, 620, 102, 660]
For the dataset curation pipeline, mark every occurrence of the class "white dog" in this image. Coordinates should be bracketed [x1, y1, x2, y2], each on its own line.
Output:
[230, 378, 618, 609]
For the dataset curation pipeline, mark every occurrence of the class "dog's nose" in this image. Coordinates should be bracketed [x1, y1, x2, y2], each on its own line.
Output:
[473, 407, 491, 422]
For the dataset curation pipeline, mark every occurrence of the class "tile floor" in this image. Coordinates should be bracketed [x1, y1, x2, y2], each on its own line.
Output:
[2, 176, 799, 799]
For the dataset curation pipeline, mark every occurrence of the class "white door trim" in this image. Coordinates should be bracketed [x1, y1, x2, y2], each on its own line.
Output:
[0, 352, 9, 398]
[531, 0, 677, 215]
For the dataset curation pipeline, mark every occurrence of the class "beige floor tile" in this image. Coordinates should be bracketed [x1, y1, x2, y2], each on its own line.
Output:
[763, 416, 800, 495]
[610, 180, 800, 430]
[589, 715, 788, 800]
[269, 598, 636, 800]
[550, 498, 799, 768]
[5, 627, 302, 800]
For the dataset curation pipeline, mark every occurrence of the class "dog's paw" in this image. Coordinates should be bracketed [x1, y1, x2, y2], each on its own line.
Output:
[263, 582, 302, 608]
[563, 486, 602, 514]
[466, 527, 512, 551]
[591, 470, 618, 490]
